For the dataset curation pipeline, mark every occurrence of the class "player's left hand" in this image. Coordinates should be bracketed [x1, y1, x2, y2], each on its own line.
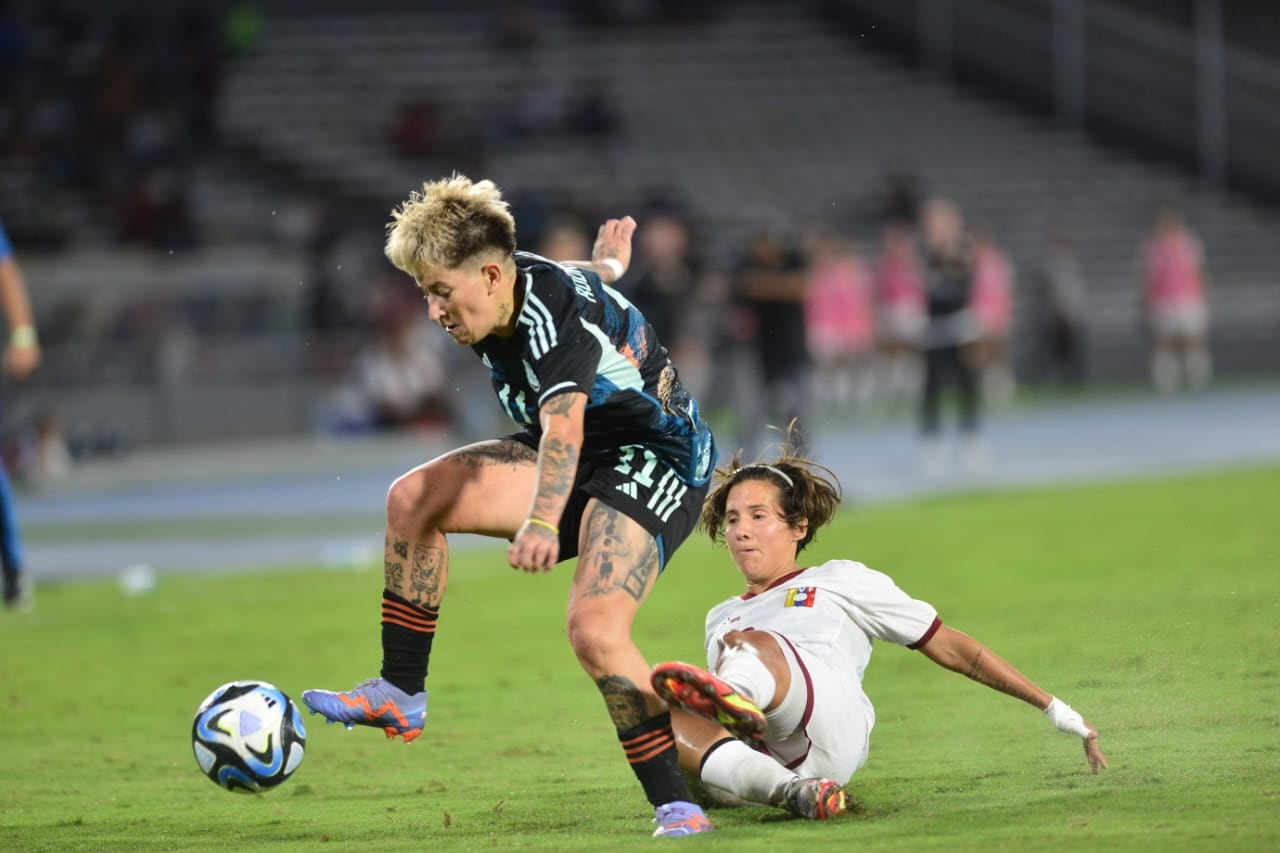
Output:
[4, 340, 40, 379]
[1082, 724, 1108, 774]
[508, 520, 560, 573]
[591, 216, 636, 282]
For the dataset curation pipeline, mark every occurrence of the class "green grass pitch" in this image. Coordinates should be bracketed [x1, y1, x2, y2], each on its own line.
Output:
[2, 465, 1277, 851]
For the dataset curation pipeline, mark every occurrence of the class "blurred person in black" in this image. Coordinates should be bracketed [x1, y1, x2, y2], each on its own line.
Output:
[917, 199, 983, 474]
[1031, 231, 1088, 387]
[730, 228, 810, 458]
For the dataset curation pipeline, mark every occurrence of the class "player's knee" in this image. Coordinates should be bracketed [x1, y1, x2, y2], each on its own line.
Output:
[722, 629, 778, 657]
[565, 606, 632, 672]
[385, 469, 440, 533]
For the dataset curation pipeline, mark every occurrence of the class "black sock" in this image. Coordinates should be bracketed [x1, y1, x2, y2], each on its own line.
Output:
[618, 711, 693, 807]
[378, 589, 437, 695]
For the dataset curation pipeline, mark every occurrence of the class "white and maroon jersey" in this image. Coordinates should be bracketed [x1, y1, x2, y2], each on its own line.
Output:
[472, 252, 716, 486]
[703, 559, 941, 682]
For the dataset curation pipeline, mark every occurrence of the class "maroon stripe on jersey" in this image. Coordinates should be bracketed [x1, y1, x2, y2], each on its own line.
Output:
[774, 632, 817, 771]
[907, 616, 943, 650]
[740, 568, 808, 600]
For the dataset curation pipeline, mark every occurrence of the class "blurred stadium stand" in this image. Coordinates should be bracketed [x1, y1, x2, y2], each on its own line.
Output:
[1, 0, 1276, 452]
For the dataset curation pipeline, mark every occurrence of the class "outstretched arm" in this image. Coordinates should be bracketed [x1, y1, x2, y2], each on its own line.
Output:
[917, 624, 1108, 773]
[0, 255, 40, 379]
[563, 216, 637, 284]
[507, 390, 586, 573]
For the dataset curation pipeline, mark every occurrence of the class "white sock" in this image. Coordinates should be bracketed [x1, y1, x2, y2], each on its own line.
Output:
[716, 646, 777, 710]
[1185, 348, 1212, 388]
[700, 739, 795, 806]
[1152, 350, 1179, 394]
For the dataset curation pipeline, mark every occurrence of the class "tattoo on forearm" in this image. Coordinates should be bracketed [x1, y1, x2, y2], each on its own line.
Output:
[453, 441, 537, 469]
[596, 675, 650, 730]
[408, 543, 445, 608]
[532, 433, 578, 521]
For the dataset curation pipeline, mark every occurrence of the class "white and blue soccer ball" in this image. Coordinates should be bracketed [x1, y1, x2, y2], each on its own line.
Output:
[191, 680, 307, 793]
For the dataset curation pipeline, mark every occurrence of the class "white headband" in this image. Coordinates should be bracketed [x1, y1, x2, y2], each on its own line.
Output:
[737, 463, 794, 488]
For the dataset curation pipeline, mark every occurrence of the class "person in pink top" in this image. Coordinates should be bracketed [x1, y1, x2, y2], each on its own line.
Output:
[873, 224, 926, 409]
[804, 228, 874, 411]
[969, 228, 1016, 403]
[1141, 206, 1211, 393]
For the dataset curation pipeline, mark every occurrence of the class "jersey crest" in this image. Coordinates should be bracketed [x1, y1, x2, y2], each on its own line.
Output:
[784, 587, 817, 608]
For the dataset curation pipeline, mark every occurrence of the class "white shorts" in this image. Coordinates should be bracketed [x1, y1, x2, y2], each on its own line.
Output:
[758, 631, 873, 783]
[878, 305, 925, 346]
[1151, 302, 1208, 340]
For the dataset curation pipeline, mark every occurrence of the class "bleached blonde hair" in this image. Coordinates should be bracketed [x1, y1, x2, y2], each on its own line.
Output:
[384, 173, 518, 279]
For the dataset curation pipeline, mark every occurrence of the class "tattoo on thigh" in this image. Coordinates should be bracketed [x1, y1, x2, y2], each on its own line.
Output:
[575, 507, 657, 602]
[621, 539, 659, 600]
[596, 675, 650, 730]
[408, 543, 445, 607]
[452, 441, 537, 469]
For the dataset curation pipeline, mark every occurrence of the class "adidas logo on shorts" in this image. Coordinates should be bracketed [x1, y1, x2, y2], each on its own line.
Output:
[615, 481, 639, 499]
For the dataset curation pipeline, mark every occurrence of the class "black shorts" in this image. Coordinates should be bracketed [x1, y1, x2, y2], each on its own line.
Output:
[506, 433, 708, 570]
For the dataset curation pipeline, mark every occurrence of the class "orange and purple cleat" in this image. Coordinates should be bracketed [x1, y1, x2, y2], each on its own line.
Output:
[652, 800, 714, 837]
[651, 661, 767, 748]
[301, 678, 426, 743]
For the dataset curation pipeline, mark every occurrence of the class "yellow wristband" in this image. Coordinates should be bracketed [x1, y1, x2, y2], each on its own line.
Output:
[10, 325, 36, 348]
[526, 517, 559, 536]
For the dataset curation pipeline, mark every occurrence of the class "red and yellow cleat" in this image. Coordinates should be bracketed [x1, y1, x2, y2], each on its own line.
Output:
[651, 661, 767, 748]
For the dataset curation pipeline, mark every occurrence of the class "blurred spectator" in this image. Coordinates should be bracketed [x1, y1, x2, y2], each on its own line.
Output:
[917, 198, 984, 474]
[536, 215, 592, 262]
[616, 212, 693, 343]
[15, 408, 73, 487]
[969, 227, 1016, 404]
[730, 228, 811, 457]
[873, 223, 925, 409]
[352, 285, 451, 432]
[1030, 231, 1088, 387]
[803, 227, 874, 412]
[1141, 206, 1211, 394]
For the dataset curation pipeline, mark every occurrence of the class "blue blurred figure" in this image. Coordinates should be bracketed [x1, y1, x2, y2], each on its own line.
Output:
[0, 218, 41, 609]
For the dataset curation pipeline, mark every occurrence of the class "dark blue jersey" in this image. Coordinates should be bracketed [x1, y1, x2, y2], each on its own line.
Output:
[472, 252, 717, 486]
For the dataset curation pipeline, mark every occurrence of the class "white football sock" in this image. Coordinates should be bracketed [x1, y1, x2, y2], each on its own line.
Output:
[700, 739, 795, 805]
[716, 645, 777, 710]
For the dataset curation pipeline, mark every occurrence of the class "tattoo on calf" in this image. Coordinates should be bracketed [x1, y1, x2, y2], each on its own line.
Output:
[409, 543, 445, 607]
[596, 675, 650, 730]
[384, 559, 404, 592]
[393, 539, 409, 559]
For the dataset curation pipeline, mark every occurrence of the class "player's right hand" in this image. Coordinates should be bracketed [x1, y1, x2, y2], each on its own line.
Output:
[508, 520, 560, 573]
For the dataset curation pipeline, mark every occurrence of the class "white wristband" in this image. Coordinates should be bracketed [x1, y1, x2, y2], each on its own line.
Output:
[1044, 697, 1092, 738]
[600, 257, 625, 281]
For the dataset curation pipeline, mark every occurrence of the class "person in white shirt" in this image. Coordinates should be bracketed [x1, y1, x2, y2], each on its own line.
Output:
[652, 428, 1107, 820]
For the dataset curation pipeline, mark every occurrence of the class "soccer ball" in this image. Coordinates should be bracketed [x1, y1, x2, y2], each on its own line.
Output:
[191, 680, 307, 793]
